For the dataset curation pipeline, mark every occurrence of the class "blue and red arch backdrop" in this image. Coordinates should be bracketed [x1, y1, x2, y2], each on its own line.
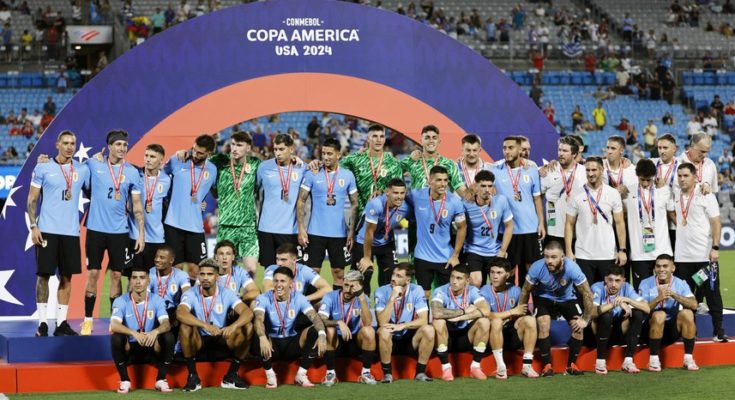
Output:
[0, 0, 557, 318]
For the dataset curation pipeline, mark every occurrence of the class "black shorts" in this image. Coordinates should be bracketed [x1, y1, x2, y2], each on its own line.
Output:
[576, 259, 616, 284]
[86, 229, 129, 271]
[197, 335, 232, 361]
[643, 313, 681, 346]
[124, 241, 166, 276]
[336, 336, 363, 357]
[389, 329, 417, 356]
[36, 232, 81, 276]
[507, 233, 542, 268]
[257, 231, 300, 267]
[351, 242, 398, 274]
[268, 335, 303, 361]
[127, 341, 159, 364]
[502, 321, 523, 351]
[414, 258, 451, 290]
[630, 260, 655, 290]
[447, 325, 474, 353]
[464, 252, 494, 273]
[534, 297, 583, 322]
[164, 225, 206, 266]
[305, 235, 349, 270]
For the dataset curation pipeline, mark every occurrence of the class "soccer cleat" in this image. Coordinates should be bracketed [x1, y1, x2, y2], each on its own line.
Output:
[221, 373, 249, 390]
[696, 302, 709, 315]
[358, 371, 378, 385]
[322, 371, 338, 387]
[494, 367, 508, 380]
[565, 363, 584, 376]
[414, 372, 433, 382]
[265, 370, 278, 389]
[595, 360, 608, 375]
[117, 381, 131, 394]
[54, 321, 79, 336]
[80, 319, 93, 336]
[684, 359, 700, 371]
[470, 366, 487, 380]
[183, 374, 202, 392]
[648, 359, 662, 372]
[522, 365, 539, 378]
[295, 372, 315, 387]
[622, 361, 640, 374]
[381, 373, 393, 384]
[154, 379, 173, 393]
[541, 363, 554, 377]
[716, 330, 730, 343]
[35, 322, 48, 337]
[441, 367, 454, 382]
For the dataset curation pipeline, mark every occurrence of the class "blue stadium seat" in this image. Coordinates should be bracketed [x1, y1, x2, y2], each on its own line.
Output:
[683, 71, 693, 86]
[704, 72, 716, 85]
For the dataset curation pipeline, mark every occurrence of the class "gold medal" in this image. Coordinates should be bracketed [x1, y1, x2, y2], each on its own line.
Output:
[114, 191, 121, 201]
[65, 191, 71, 201]
[593, 214, 598, 224]
[514, 192, 522, 202]
[191, 194, 197, 203]
[326, 194, 336, 206]
[682, 219, 687, 226]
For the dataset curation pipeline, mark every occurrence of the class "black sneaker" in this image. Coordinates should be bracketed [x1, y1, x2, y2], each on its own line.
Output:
[716, 330, 730, 343]
[35, 322, 48, 337]
[221, 373, 249, 390]
[53, 321, 79, 336]
[414, 373, 433, 382]
[565, 363, 584, 376]
[184, 374, 202, 392]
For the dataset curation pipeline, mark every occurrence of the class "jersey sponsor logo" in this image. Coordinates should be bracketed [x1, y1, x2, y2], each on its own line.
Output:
[215, 303, 224, 314]
[490, 210, 497, 219]
[338, 178, 345, 187]
[523, 175, 530, 183]
[288, 309, 296, 318]
[147, 310, 155, 319]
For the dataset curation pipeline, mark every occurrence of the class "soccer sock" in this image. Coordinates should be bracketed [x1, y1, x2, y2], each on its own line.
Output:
[683, 338, 695, 355]
[300, 328, 319, 369]
[362, 268, 373, 297]
[56, 305, 68, 326]
[625, 310, 645, 358]
[262, 359, 273, 371]
[110, 333, 130, 381]
[538, 337, 552, 365]
[649, 338, 662, 356]
[297, 367, 308, 377]
[186, 357, 197, 376]
[472, 342, 486, 364]
[416, 363, 427, 375]
[437, 351, 450, 366]
[227, 359, 241, 376]
[37, 303, 47, 325]
[567, 338, 582, 366]
[492, 349, 506, 369]
[361, 350, 374, 370]
[523, 352, 534, 365]
[596, 312, 613, 360]
[325, 350, 336, 371]
[84, 294, 96, 318]
[157, 332, 175, 381]
[381, 362, 392, 376]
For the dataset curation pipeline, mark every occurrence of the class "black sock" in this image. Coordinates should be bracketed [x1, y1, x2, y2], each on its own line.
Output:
[567, 338, 582, 366]
[596, 312, 613, 359]
[361, 350, 374, 369]
[683, 338, 695, 354]
[523, 357, 533, 365]
[186, 357, 197, 376]
[263, 358, 273, 370]
[625, 310, 645, 358]
[84, 294, 96, 318]
[437, 351, 449, 365]
[363, 268, 373, 296]
[381, 362, 392, 375]
[325, 350, 336, 370]
[472, 348, 484, 363]
[416, 363, 426, 375]
[539, 337, 552, 365]
[110, 333, 129, 381]
[300, 328, 319, 369]
[157, 332, 175, 380]
[649, 338, 662, 356]
[227, 359, 241, 376]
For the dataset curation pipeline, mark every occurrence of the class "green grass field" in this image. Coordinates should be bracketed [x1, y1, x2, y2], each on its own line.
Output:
[10, 367, 735, 399]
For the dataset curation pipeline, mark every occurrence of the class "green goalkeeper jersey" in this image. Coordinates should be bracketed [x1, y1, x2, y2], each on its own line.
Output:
[210, 153, 261, 227]
[400, 154, 464, 191]
[340, 151, 403, 215]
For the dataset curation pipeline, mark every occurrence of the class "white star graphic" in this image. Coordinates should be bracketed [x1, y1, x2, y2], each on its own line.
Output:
[0, 270, 23, 306]
[78, 192, 90, 213]
[2, 185, 22, 219]
[74, 142, 92, 163]
[24, 212, 34, 251]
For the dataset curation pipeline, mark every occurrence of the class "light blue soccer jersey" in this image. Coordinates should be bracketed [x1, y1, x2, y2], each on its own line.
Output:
[526, 257, 587, 301]
[148, 267, 191, 310]
[180, 287, 242, 335]
[463, 195, 513, 256]
[86, 158, 142, 234]
[256, 159, 306, 234]
[111, 293, 168, 342]
[374, 283, 428, 337]
[31, 159, 89, 236]
[318, 290, 371, 335]
[254, 291, 314, 338]
[411, 189, 466, 262]
[479, 285, 521, 315]
[432, 283, 485, 330]
[163, 157, 217, 233]
[591, 281, 643, 318]
[128, 168, 171, 243]
[263, 263, 320, 295]
[301, 167, 357, 238]
[489, 162, 541, 234]
[639, 276, 694, 320]
[217, 266, 254, 294]
[356, 194, 411, 247]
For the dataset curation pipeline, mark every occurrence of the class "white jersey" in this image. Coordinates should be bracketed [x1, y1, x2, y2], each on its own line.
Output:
[541, 162, 587, 238]
[603, 160, 637, 190]
[673, 189, 720, 263]
[624, 183, 674, 261]
[676, 152, 718, 193]
[567, 183, 623, 260]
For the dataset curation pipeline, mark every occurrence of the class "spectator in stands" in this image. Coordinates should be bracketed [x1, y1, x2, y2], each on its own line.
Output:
[702, 110, 719, 137]
[165, 4, 175, 27]
[5, 110, 17, 125]
[617, 117, 630, 132]
[711, 95, 725, 118]
[25, 142, 34, 157]
[21, 29, 32, 48]
[724, 0, 735, 13]
[592, 101, 606, 131]
[543, 102, 555, 126]
[27, 109, 40, 127]
[625, 122, 639, 152]
[194, 0, 207, 17]
[662, 71, 676, 104]
[644, 29, 657, 59]
[18, 1, 30, 15]
[18, 108, 28, 124]
[1, 146, 18, 162]
[537, 22, 550, 56]
[512, 4, 525, 30]
[531, 49, 545, 72]
[718, 149, 734, 174]
[571, 105, 584, 132]
[498, 18, 510, 42]
[20, 120, 34, 138]
[615, 66, 631, 95]
[177, 0, 190, 23]
[485, 16, 496, 42]
[662, 111, 675, 126]
[687, 115, 702, 138]
[39, 110, 53, 131]
[529, 81, 543, 108]
[644, 120, 658, 152]
[622, 13, 634, 42]
[1, 22, 11, 62]
[591, 86, 606, 100]
[151, 8, 165, 35]
[584, 52, 597, 75]
[724, 101, 735, 115]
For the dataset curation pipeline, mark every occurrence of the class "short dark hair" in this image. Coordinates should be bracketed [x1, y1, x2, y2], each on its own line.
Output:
[214, 240, 237, 256]
[195, 134, 216, 152]
[474, 170, 495, 183]
[585, 156, 604, 168]
[155, 245, 175, 258]
[146, 143, 165, 156]
[503, 135, 522, 145]
[429, 165, 448, 176]
[273, 133, 294, 147]
[322, 137, 341, 152]
[276, 242, 299, 257]
[367, 124, 385, 133]
[655, 253, 674, 263]
[231, 132, 253, 145]
[461, 134, 481, 145]
[607, 135, 626, 149]
[559, 136, 580, 155]
[106, 130, 128, 145]
[544, 240, 564, 252]
[394, 262, 415, 278]
[56, 130, 75, 142]
[130, 266, 149, 275]
[635, 158, 656, 178]
[488, 257, 514, 273]
[198, 258, 219, 271]
[273, 266, 294, 280]
[387, 178, 406, 188]
[678, 162, 697, 175]
[421, 124, 439, 135]
[658, 133, 677, 145]
[452, 264, 470, 276]
[606, 265, 626, 277]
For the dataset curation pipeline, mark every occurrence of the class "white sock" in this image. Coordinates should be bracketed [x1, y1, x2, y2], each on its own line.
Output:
[297, 367, 308, 376]
[492, 350, 506, 369]
[265, 368, 275, 374]
[470, 361, 481, 369]
[37, 303, 47, 325]
[650, 355, 660, 363]
[623, 357, 633, 365]
[84, 317, 93, 322]
[596, 359, 606, 366]
[441, 363, 451, 371]
[684, 354, 693, 362]
[361, 367, 370, 374]
[56, 305, 68, 326]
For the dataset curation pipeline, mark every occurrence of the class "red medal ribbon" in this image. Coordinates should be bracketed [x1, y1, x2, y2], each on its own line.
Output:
[639, 185, 654, 223]
[478, 196, 494, 233]
[506, 160, 523, 197]
[460, 158, 482, 186]
[272, 290, 291, 336]
[190, 160, 208, 198]
[421, 155, 435, 184]
[585, 184, 604, 220]
[448, 286, 468, 310]
[199, 286, 218, 323]
[130, 292, 149, 333]
[57, 157, 74, 197]
[685, 151, 704, 183]
[338, 291, 358, 324]
[277, 160, 293, 198]
[491, 286, 509, 312]
[144, 171, 159, 208]
[156, 269, 172, 298]
[369, 152, 384, 189]
[604, 160, 624, 188]
[429, 190, 447, 225]
[324, 166, 338, 198]
[657, 159, 677, 187]
[561, 163, 577, 198]
[393, 285, 409, 323]
[680, 191, 695, 225]
[384, 200, 398, 240]
[230, 158, 247, 193]
[656, 279, 674, 309]
[107, 158, 125, 198]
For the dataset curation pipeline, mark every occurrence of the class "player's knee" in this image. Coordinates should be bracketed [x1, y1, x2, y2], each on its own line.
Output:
[420, 325, 435, 340]
[679, 309, 694, 323]
[490, 317, 504, 331]
[477, 317, 491, 332]
[432, 318, 446, 330]
[110, 270, 122, 281]
[651, 311, 667, 326]
[360, 325, 375, 341]
[521, 316, 536, 330]
[326, 326, 337, 339]
[377, 327, 391, 341]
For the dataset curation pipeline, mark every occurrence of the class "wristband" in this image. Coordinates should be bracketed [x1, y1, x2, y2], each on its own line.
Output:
[712, 245, 720, 251]
[30, 224, 37, 229]
[318, 330, 326, 337]
[618, 248, 627, 252]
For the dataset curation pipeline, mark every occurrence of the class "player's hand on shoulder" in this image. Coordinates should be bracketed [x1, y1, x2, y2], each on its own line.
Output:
[37, 153, 50, 163]
[92, 147, 105, 162]
[175, 149, 188, 162]
[410, 150, 421, 161]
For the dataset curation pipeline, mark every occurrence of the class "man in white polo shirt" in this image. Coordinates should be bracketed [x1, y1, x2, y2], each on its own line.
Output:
[603, 136, 637, 199]
[565, 157, 627, 284]
[671, 162, 727, 342]
[676, 133, 718, 194]
[650, 134, 679, 251]
[624, 159, 673, 290]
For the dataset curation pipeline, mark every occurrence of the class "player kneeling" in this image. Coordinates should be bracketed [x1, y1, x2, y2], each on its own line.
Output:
[431, 264, 491, 381]
[110, 266, 175, 394]
[177, 259, 254, 392]
[591, 266, 649, 374]
[319, 270, 378, 386]
[639, 254, 699, 371]
[480, 258, 538, 379]
[254, 266, 328, 388]
[376, 263, 435, 383]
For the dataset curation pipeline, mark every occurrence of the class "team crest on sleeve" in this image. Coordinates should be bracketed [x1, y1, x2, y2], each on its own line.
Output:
[523, 175, 530, 183]
[147, 310, 155, 319]
[319, 303, 327, 311]
[288, 309, 296, 318]
[338, 179, 345, 187]
[593, 292, 599, 299]
[112, 307, 119, 314]
[215, 303, 224, 314]
[442, 209, 449, 218]
[296, 282, 303, 291]
[490, 210, 497, 219]
[370, 209, 376, 216]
